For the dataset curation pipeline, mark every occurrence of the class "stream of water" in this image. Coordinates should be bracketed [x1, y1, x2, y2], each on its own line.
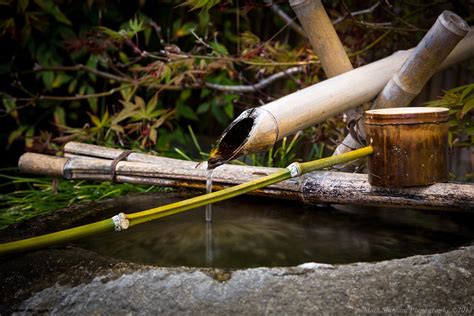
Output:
[205, 170, 213, 222]
[205, 169, 214, 264]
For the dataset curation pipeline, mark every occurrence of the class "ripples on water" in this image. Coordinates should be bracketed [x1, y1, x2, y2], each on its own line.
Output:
[76, 194, 474, 268]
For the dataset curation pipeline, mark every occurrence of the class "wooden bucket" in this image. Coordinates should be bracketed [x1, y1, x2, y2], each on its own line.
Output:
[365, 107, 449, 187]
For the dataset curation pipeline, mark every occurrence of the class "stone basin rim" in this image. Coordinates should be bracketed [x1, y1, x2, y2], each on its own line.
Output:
[1, 244, 472, 315]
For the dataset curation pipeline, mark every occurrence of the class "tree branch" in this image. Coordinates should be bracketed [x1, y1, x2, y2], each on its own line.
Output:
[28, 65, 133, 83]
[333, 1, 382, 25]
[205, 66, 304, 93]
[264, 0, 306, 37]
[15, 85, 132, 102]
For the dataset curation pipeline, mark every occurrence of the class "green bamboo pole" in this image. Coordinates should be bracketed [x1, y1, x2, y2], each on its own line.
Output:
[0, 219, 113, 255]
[0, 146, 373, 256]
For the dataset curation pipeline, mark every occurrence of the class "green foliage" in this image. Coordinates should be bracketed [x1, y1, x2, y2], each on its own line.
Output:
[425, 83, 474, 148]
[0, 0, 327, 156]
[0, 170, 167, 229]
[183, 0, 230, 12]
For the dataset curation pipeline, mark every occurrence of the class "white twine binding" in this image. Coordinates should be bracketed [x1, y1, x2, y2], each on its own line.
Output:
[287, 163, 301, 178]
[112, 213, 130, 232]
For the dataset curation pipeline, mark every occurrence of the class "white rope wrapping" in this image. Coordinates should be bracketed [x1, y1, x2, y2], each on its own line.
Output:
[287, 163, 302, 178]
[112, 213, 130, 232]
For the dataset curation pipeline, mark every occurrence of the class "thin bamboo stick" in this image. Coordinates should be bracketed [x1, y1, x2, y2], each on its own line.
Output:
[0, 219, 113, 255]
[1, 147, 373, 256]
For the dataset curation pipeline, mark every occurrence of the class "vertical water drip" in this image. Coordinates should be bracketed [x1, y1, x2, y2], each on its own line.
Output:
[205, 221, 213, 265]
[205, 169, 214, 265]
[205, 169, 213, 222]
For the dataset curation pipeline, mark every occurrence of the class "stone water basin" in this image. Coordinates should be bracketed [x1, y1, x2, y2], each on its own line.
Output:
[1, 191, 473, 314]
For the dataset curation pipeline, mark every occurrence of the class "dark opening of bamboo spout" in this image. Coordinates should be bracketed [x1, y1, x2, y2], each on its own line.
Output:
[207, 108, 280, 169]
[208, 117, 254, 169]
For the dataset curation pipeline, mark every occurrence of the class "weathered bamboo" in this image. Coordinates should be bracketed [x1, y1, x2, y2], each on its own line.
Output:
[300, 171, 473, 210]
[64, 142, 198, 169]
[18, 151, 474, 210]
[365, 107, 449, 187]
[289, 0, 353, 77]
[208, 30, 474, 167]
[18, 153, 68, 178]
[374, 11, 469, 110]
[333, 10, 470, 155]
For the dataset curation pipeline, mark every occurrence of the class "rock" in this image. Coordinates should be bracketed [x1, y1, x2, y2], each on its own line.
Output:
[1, 193, 473, 314]
[297, 262, 335, 270]
[1, 245, 472, 314]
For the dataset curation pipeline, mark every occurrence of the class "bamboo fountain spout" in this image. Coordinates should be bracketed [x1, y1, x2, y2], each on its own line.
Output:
[208, 17, 473, 168]
[208, 108, 279, 168]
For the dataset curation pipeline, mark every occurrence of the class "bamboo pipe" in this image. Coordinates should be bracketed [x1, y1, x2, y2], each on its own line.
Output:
[1, 147, 373, 255]
[208, 30, 474, 168]
[18, 147, 474, 210]
[334, 11, 470, 155]
[289, 0, 353, 78]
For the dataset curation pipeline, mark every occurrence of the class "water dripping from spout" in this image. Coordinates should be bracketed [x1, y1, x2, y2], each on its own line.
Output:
[205, 169, 213, 222]
[205, 221, 213, 265]
[205, 169, 214, 265]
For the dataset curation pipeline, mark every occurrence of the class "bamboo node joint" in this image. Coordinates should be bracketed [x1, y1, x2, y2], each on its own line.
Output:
[112, 213, 129, 231]
[287, 162, 302, 178]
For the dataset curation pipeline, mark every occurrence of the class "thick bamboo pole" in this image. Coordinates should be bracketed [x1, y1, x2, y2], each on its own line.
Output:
[208, 30, 474, 168]
[1, 147, 373, 256]
[374, 11, 469, 110]
[18, 145, 474, 210]
[289, 0, 353, 77]
[63, 142, 197, 169]
[334, 10, 470, 155]
[300, 172, 474, 210]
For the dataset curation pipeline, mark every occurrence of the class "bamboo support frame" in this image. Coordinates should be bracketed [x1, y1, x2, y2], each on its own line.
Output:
[334, 10, 470, 155]
[208, 28, 474, 167]
[64, 142, 196, 168]
[1, 146, 374, 255]
[17, 143, 474, 210]
[374, 11, 469, 110]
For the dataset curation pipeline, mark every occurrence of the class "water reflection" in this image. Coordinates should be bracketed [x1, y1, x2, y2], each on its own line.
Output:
[76, 195, 474, 268]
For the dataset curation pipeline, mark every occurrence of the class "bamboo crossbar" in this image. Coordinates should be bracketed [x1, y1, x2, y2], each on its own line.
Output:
[18, 143, 474, 210]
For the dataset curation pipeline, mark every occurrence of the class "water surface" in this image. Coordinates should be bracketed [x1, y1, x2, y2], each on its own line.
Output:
[75, 194, 474, 268]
